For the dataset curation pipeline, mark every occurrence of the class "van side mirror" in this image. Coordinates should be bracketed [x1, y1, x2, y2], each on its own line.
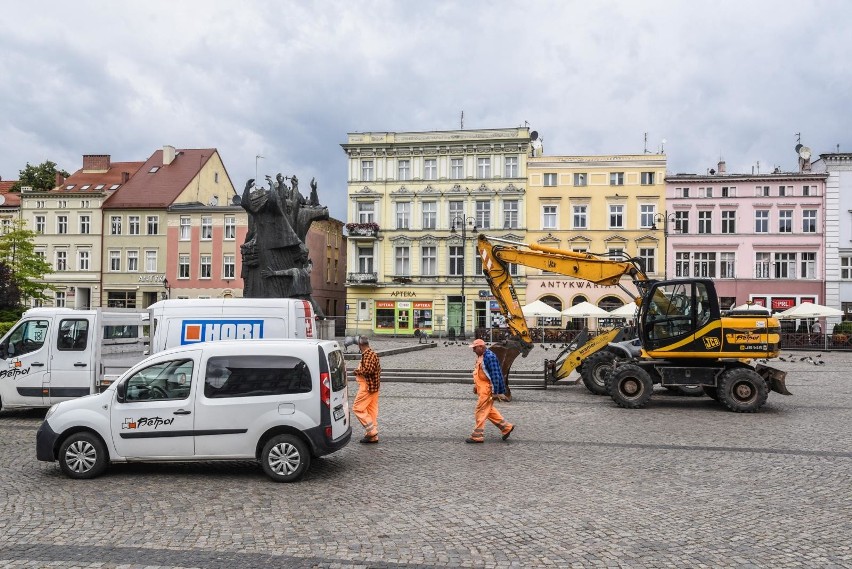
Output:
[116, 381, 126, 402]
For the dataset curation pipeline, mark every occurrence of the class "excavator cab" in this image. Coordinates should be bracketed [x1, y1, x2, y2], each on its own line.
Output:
[638, 279, 721, 356]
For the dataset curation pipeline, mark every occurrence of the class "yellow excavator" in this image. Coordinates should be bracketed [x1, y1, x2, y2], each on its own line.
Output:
[478, 234, 790, 412]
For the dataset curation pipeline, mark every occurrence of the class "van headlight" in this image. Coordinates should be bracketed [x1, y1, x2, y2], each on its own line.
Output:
[45, 404, 58, 420]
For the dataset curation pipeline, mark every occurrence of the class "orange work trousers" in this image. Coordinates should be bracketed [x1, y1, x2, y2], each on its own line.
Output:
[353, 377, 379, 439]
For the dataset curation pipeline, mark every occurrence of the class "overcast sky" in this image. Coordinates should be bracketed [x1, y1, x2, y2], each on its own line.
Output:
[2, 1, 850, 221]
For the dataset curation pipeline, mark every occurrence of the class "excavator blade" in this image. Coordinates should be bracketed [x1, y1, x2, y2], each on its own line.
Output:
[755, 363, 792, 396]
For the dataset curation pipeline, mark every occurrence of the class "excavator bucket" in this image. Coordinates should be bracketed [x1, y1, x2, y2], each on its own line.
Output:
[755, 363, 792, 396]
[488, 342, 522, 401]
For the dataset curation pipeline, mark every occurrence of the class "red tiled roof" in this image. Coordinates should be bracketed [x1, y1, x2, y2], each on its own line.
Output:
[0, 181, 16, 193]
[103, 148, 217, 209]
[0, 181, 20, 206]
[51, 161, 145, 193]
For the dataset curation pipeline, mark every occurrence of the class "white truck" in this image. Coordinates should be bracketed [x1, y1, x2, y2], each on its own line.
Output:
[0, 298, 317, 412]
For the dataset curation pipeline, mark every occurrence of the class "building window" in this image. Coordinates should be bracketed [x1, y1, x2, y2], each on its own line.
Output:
[573, 173, 587, 187]
[223, 255, 235, 279]
[111, 216, 122, 235]
[147, 216, 159, 235]
[755, 210, 769, 233]
[127, 250, 139, 272]
[55, 291, 66, 308]
[700, 187, 713, 198]
[639, 248, 656, 273]
[778, 185, 789, 197]
[358, 246, 374, 273]
[675, 252, 690, 277]
[503, 200, 518, 229]
[449, 200, 464, 223]
[422, 202, 437, 230]
[676, 187, 690, 198]
[57, 215, 68, 235]
[755, 252, 771, 279]
[779, 210, 793, 233]
[450, 158, 463, 179]
[145, 250, 157, 273]
[180, 217, 191, 240]
[800, 252, 816, 279]
[573, 205, 588, 229]
[721, 186, 736, 197]
[397, 159, 410, 181]
[178, 254, 190, 279]
[756, 185, 770, 197]
[107, 291, 136, 308]
[78, 250, 90, 271]
[721, 210, 736, 234]
[55, 250, 67, 271]
[608, 248, 624, 260]
[504, 156, 518, 178]
[361, 160, 374, 181]
[693, 252, 716, 278]
[802, 185, 814, 197]
[201, 216, 213, 240]
[720, 252, 735, 278]
[640, 205, 655, 228]
[421, 246, 436, 276]
[543, 173, 557, 187]
[640, 172, 655, 185]
[448, 246, 463, 276]
[224, 216, 236, 240]
[79, 215, 90, 234]
[477, 157, 491, 178]
[200, 254, 212, 279]
[802, 210, 817, 233]
[774, 252, 795, 279]
[609, 205, 624, 229]
[609, 172, 624, 186]
[842, 256, 852, 280]
[109, 250, 120, 272]
[357, 202, 375, 223]
[395, 202, 410, 230]
[424, 158, 437, 180]
[475, 201, 491, 230]
[542, 205, 557, 230]
[394, 246, 410, 276]
[698, 211, 712, 234]
[128, 215, 140, 235]
[35, 215, 46, 234]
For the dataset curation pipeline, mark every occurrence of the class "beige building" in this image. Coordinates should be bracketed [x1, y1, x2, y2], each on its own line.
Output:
[341, 127, 531, 337]
[526, 154, 667, 322]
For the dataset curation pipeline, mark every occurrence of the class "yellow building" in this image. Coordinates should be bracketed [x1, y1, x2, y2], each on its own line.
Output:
[341, 127, 531, 337]
[526, 154, 667, 323]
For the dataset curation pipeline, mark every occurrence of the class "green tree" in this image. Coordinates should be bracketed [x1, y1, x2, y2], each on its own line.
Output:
[0, 220, 55, 304]
[10, 160, 70, 192]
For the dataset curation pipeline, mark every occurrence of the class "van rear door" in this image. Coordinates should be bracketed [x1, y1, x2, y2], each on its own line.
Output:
[323, 346, 349, 440]
[295, 300, 315, 339]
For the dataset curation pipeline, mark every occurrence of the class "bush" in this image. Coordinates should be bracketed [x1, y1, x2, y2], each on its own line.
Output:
[832, 321, 852, 334]
[0, 321, 14, 337]
[0, 307, 25, 322]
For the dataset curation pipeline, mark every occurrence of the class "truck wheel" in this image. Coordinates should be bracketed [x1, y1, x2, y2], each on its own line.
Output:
[607, 364, 653, 409]
[580, 351, 615, 395]
[717, 368, 768, 413]
[261, 434, 310, 482]
[58, 432, 108, 479]
[702, 386, 720, 401]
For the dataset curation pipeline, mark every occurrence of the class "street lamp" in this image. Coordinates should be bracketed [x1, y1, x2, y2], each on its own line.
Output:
[162, 277, 171, 300]
[451, 214, 478, 339]
[651, 212, 679, 279]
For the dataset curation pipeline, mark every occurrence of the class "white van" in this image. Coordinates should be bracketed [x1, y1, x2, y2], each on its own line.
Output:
[36, 339, 350, 482]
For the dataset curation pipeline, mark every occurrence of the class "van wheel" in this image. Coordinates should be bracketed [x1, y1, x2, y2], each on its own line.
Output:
[261, 434, 310, 483]
[59, 432, 108, 479]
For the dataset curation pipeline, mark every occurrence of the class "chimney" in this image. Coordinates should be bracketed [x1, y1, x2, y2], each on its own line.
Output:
[83, 154, 110, 172]
[163, 145, 176, 166]
[121, 171, 130, 183]
[717, 160, 726, 174]
[55, 172, 65, 187]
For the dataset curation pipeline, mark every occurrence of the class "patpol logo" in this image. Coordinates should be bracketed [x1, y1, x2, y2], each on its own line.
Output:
[180, 320, 265, 345]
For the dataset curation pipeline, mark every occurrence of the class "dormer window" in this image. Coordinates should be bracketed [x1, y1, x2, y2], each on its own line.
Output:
[149, 166, 160, 173]
[95, 184, 105, 190]
[109, 184, 120, 190]
[65, 185, 75, 190]
[81, 185, 91, 190]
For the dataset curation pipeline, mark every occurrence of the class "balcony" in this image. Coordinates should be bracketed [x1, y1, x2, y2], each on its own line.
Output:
[347, 272, 378, 285]
[345, 222, 379, 240]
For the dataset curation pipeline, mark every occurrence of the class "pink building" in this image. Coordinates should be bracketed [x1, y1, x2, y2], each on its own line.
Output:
[666, 161, 827, 316]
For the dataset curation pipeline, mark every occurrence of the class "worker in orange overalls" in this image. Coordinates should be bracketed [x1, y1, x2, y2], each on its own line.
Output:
[466, 338, 514, 444]
[352, 336, 381, 444]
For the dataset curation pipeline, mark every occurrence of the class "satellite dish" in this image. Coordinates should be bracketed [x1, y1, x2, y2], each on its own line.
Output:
[231, 195, 241, 206]
[208, 195, 219, 206]
[795, 143, 803, 153]
[799, 146, 812, 161]
[530, 131, 539, 141]
[0, 195, 5, 206]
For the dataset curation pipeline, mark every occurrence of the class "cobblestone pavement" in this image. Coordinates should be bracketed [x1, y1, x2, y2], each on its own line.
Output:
[1, 345, 851, 568]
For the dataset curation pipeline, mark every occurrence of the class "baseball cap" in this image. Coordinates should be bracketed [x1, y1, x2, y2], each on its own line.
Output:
[470, 339, 486, 348]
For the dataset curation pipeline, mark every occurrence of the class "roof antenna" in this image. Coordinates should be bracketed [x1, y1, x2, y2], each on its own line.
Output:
[460, 110, 464, 130]
[644, 132, 648, 153]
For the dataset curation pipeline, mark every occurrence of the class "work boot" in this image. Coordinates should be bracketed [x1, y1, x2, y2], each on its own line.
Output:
[359, 435, 378, 444]
[502, 425, 515, 441]
[465, 437, 483, 444]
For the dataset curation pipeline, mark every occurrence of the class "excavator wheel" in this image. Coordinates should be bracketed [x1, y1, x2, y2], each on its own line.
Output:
[606, 364, 653, 409]
[717, 368, 768, 413]
[579, 351, 615, 396]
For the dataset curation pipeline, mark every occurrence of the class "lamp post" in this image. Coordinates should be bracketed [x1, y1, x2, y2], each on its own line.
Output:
[451, 214, 478, 339]
[651, 212, 679, 279]
[162, 277, 171, 300]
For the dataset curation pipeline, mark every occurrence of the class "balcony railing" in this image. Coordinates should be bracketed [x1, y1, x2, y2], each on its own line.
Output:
[347, 272, 378, 284]
[345, 223, 379, 239]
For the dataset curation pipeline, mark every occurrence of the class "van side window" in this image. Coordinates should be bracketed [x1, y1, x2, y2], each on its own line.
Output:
[204, 355, 312, 398]
[326, 349, 347, 391]
[2, 320, 49, 358]
[57, 319, 90, 351]
[124, 359, 194, 402]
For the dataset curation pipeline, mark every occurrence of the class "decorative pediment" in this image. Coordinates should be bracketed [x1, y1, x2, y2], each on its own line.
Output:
[389, 235, 412, 246]
[502, 183, 524, 194]
[355, 186, 380, 195]
[604, 234, 628, 244]
[634, 234, 660, 243]
[537, 233, 561, 246]
[421, 185, 438, 194]
[447, 184, 466, 194]
[447, 235, 464, 246]
[499, 233, 524, 242]
[568, 235, 592, 244]
[390, 185, 413, 196]
[420, 235, 439, 246]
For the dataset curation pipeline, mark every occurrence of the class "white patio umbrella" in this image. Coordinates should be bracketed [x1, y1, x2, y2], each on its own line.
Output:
[561, 301, 610, 318]
[775, 302, 843, 319]
[608, 303, 639, 318]
[731, 303, 770, 312]
[521, 300, 562, 317]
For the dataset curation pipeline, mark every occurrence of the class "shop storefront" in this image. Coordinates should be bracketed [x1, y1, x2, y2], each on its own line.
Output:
[374, 300, 434, 335]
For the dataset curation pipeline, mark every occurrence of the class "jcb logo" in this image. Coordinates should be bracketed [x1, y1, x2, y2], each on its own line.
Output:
[703, 337, 720, 349]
